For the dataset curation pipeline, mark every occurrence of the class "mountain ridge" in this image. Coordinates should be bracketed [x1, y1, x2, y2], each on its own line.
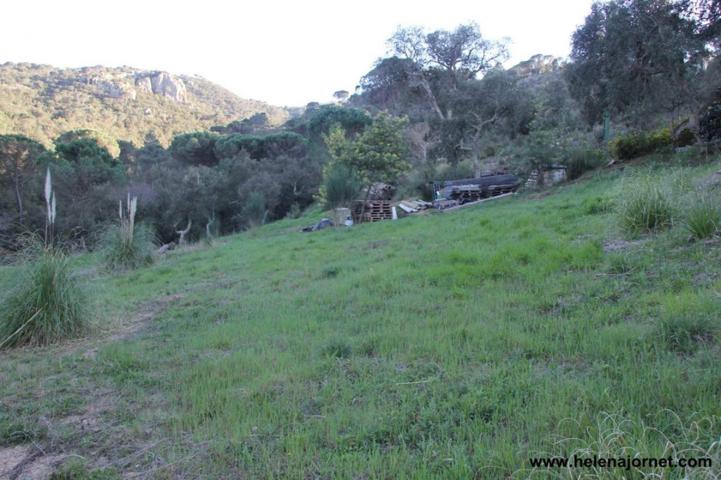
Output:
[0, 62, 289, 148]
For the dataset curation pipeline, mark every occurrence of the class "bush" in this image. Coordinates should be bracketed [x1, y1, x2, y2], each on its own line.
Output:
[673, 127, 696, 148]
[699, 88, 721, 142]
[0, 249, 88, 348]
[564, 147, 607, 180]
[618, 177, 674, 235]
[322, 163, 361, 208]
[583, 195, 615, 215]
[684, 194, 721, 240]
[101, 223, 156, 271]
[658, 314, 715, 354]
[610, 128, 673, 160]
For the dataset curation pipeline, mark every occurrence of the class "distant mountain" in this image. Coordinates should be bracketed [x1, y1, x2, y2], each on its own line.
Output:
[509, 54, 563, 78]
[0, 62, 289, 148]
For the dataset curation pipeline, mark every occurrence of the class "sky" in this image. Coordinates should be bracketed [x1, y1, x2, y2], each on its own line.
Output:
[1, 0, 595, 107]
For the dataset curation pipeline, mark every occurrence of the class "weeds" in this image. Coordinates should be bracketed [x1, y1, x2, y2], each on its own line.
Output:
[102, 195, 155, 271]
[618, 176, 674, 235]
[684, 193, 721, 240]
[0, 247, 88, 348]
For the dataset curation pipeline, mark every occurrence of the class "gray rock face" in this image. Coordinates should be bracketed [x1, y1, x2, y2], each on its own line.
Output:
[135, 72, 188, 103]
[510, 54, 562, 78]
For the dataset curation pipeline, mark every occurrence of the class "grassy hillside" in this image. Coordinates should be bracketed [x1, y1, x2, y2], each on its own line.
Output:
[0, 62, 288, 148]
[1, 160, 721, 478]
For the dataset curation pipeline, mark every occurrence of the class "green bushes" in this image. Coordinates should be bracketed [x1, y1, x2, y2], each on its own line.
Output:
[321, 163, 361, 208]
[683, 194, 721, 240]
[102, 196, 155, 271]
[564, 146, 606, 180]
[618, 177, 674, 235]
[0, 248, 88, 348]
[610, 128, 673, 160]
[102, 223, 155, 271]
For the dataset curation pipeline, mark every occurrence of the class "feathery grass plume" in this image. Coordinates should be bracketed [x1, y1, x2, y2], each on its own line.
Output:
[0, 242, 88, 348]
[684, 193, 721, 240]
[43, 167, 56, 247]
[618, 174, 674, 236]
[102, 194, 155, 271]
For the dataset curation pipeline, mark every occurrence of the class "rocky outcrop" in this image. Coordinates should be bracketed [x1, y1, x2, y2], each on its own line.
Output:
[135, 72, 188, 103]
[510, 54, 562, 78]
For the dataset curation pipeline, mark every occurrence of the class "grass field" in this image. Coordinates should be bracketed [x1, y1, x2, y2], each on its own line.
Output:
[1, 159, 721, 479]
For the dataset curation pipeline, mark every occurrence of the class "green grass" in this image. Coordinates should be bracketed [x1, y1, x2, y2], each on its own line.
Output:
[1, 161, 721, 478]
[0, 249, 88, 348]
[101, 222, 156, 271]
[618, 174, 675, 235]
[684, 193, 721, 240]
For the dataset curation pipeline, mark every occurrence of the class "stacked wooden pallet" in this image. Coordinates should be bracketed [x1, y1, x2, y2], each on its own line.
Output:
[352, 200, 393, 223]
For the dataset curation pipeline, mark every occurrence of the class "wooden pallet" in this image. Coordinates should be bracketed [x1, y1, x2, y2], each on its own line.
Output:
[352, 200, 393, 223]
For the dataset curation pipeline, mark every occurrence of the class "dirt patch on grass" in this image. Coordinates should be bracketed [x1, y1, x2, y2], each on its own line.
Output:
[603, 238, 647, 252]
[0, 444, 66, 480]
[84, 293, 184, 360]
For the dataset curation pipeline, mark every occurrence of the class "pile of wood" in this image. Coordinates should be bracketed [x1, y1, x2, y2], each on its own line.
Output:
[396, 199, 433, 214]
[352, 200, 393, 223]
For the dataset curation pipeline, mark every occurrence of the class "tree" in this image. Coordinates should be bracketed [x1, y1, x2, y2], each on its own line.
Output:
[389, 23, 508, 77]
[169, 132, 219, 166]
[0, 135, 45, 224]
[566, 0, 705, 126]
[346, 114, 410, 210]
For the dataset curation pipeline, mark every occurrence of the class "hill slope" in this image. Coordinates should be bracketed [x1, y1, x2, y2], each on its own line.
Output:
[1, 161, 721, 478]
[0, 62, 288, 147]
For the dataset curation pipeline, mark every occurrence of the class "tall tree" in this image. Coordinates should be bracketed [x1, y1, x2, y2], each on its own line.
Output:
[0, 135, 45, 224]
[566, 0, 705, 126]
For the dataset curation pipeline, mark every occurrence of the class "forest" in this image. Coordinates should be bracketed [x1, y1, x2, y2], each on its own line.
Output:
[1, 0, 720, 253]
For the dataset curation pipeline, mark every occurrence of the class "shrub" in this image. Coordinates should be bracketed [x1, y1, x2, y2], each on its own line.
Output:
[658, 314, 715, 354]
[684, 194, 721, 240]
[0, 248, 88, 348]
[610, 128, 673, 160]
[102, 195, 155, 271]
[699, 88, 721, 142]
[618, 177, 674, 235]
[564, 147, 606, 180]
[322, 163, 361, 208]
[673, 127, 696, 148]
[101, 223, 155, 271]
[583, 195, 615, 215]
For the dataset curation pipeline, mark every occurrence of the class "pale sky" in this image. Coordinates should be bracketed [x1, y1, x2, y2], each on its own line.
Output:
[1, 0, 594, 107]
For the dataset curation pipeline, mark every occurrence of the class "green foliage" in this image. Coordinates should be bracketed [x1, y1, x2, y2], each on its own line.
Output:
[4, 162, 721, 477]
[610, 129, 673, 160]
[0, 248, 88, 348]
[345, 113, 410, 186]
[321, 163, 361, 208]
[170, 131, 219, 166]
[566, 0, 704, 124]
[213, 132, 307, 160]
[50, 460, 121, 480]
[102, 223, 156, 271]
[0, 63, 287, 148]
[683, 193, 721, 240]
[242, 191, 267, 227]
[658, 314, 716, 354]
[618, 176, 674, 235]
[699, 88, 721, 142]
[564, 146, 606, 180]
[582, 195, 615, 215]
[305, 105, 372, 139]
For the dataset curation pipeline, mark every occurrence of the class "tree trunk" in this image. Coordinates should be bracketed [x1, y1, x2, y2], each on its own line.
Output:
[13, 175, 24, 224]
[359, 184, 372, 223]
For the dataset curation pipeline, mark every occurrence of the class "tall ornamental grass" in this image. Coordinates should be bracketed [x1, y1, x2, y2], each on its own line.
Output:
[0, 248, 88, 348]
[102, 194, 155, 271]
[618, 176, 674, 235]
[0, 169, 88, 348]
